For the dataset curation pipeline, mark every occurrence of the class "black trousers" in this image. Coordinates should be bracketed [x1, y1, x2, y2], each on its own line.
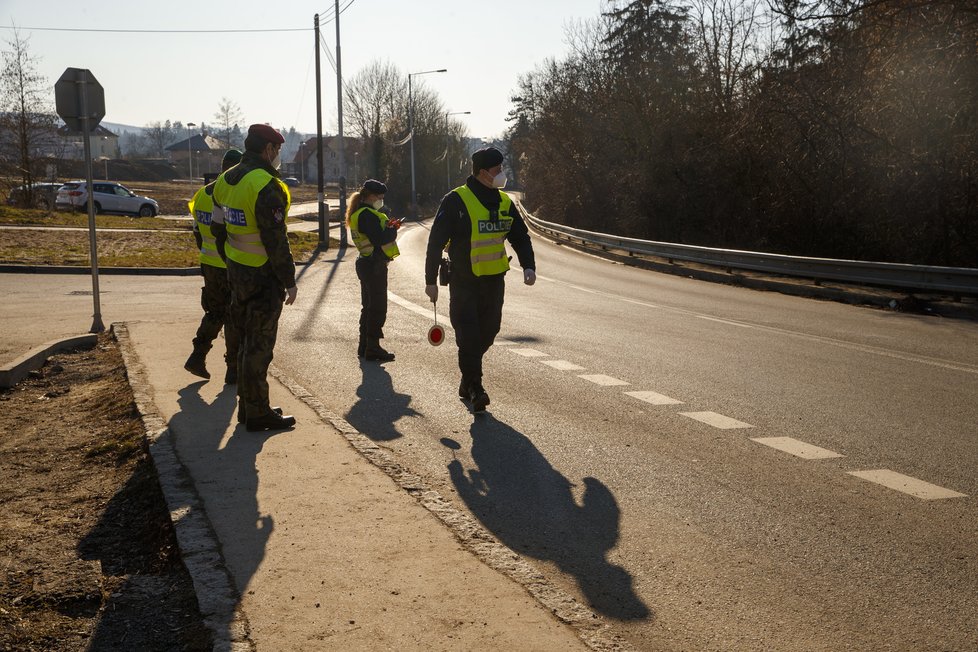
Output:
[355, 255, 389, 339]
[449, 273, 505, 386]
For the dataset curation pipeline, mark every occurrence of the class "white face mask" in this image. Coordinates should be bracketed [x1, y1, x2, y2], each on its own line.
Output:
[491, 171, 507, 188]
[371, 199, 384, 210]
[271, 152, 282, 170]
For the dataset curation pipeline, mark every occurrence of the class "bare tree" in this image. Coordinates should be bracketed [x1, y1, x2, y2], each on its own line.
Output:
[691, 0, 764, 114]
[143, 120, 174, 158]
[213, 97, 244, 148]
[0, 29, 59, 205]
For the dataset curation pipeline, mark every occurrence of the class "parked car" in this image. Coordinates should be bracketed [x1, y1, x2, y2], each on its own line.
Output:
[55, 181, 159, 217]
[282, 176, 300, 187]
[6, 183, 63, 210]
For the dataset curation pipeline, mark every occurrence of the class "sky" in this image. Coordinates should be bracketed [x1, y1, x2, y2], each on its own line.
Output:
[1, 0, 605, 140]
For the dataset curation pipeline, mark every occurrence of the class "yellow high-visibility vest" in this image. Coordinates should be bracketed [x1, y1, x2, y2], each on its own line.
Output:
[213, 168, 291, 267]
[454, 185, 512, 276]
[349, 206, 400, 260]
[188, 185, 226, 269]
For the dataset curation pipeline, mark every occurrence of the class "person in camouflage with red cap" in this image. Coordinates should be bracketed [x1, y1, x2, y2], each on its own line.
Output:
[211, 123, 298, 432]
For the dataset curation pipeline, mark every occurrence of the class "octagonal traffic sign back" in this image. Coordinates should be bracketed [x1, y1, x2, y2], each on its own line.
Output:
[55, 67, 105, 133]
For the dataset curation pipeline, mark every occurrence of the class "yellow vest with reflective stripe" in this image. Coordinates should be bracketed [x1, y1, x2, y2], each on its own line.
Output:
[188, 185, 226, 269]
[454, 185, 512, 276]
[349, 206, 400, 260]
[214, 169, 291, 267]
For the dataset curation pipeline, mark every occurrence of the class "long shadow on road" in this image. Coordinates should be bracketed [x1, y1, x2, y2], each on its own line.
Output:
[344, 360, 418, 442]
[449, 414, 651, 622]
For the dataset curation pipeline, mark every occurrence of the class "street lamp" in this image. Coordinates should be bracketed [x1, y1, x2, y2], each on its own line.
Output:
[101, 136, 109, 179]
[186, 122, 196, 181]
[408, 68, 446, 218]
[353, 150, 359, 189]
[298, 142, 305, 184]
[445, 111, 470, 190]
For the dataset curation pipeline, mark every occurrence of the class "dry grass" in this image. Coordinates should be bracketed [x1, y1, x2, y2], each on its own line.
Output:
[0, 227, 327, 267]
[0, 206, 192, 230]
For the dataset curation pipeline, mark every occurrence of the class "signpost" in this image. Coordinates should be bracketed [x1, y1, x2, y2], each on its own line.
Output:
[55, 68, 105, 333]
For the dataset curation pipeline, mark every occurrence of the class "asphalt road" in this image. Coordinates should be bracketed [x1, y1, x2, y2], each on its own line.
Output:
[276, 222, 978, 651]
[4, 220, 976, 650]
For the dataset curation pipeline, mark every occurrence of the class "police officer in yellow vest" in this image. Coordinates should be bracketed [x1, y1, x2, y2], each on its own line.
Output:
[347, 179, 401, 362]
[424, 147, 536, 412]
[211, 124, 298, 432]
[184, 148, 243, 383]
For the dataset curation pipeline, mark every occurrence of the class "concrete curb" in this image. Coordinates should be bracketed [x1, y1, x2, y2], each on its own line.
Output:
[112, 323, 254, 652]
[268, 364, 633, 652]
[0, 334, 98, 389]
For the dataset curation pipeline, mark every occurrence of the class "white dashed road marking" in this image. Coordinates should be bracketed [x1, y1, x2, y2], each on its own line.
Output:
[625, 391, 683, 405]
[680, 412, 754, 429]
[540, 360, 586, 371]
[751, 437, 844, 460]
[579, 374, 630, 386]
[847, 470, 967, 500]
[510, 348, 549, 358]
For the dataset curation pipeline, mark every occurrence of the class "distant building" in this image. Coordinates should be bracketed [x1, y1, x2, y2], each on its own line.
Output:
[165, 133, 229, 179]
[290, 136, 365, 186]
[57, 124, 120, 160]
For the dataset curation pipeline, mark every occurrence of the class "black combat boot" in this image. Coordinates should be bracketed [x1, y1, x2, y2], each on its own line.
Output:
[246, 411, 296, 432]
[237, 404, 283, 424]
[183, 344, 210, 379]
[469, 383, 490, 413]
[364, 337, 395, 362]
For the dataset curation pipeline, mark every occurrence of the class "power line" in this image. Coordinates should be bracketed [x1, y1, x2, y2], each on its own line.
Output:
[0, 25, 308, 33]
[316, 0, 357, 24]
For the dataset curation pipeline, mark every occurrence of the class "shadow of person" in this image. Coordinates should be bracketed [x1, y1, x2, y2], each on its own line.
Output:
[164, 381, 277, 628]
[169, 381, 237, 451]
[449, 415, 651, 621]
[344, 360, 418, 442]
[216, 428, 278, 595]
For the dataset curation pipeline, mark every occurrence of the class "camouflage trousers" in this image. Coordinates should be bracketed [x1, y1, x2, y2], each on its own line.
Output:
[227, 261, 285, 421]
[192, 264, 240, 369]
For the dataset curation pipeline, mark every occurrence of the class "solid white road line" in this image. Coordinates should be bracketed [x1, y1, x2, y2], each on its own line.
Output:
[578, 374, 630, 386]
[540, 360, 586, 371]
[624, 390, 684, 405]
[510, 348, 549, 357]
[680, 411, 754, 429]
[847, 469, 967, 500]
[751, 436, 844, 460]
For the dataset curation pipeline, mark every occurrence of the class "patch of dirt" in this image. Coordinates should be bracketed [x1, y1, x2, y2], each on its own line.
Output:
[0, 334, 211, 651]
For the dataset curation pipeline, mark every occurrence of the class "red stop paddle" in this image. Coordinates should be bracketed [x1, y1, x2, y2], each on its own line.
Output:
[428, 301, 445, 346]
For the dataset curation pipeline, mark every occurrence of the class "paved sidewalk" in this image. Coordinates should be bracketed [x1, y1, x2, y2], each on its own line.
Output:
[119, 318, 596, 651]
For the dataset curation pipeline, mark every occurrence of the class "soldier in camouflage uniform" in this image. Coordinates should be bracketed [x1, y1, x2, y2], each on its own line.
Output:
[184, 148, 244, 383]
[211, 124, 298, 432]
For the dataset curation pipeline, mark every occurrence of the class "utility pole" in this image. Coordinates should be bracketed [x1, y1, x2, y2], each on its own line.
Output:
[335, 0, 347, 247]
[314, 14, 328, 248]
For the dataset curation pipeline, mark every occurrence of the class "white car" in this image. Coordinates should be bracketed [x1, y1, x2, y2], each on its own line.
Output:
[55, 181, 159, 217]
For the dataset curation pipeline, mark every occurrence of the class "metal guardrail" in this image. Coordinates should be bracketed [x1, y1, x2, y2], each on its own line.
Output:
[516, 202, 978, 296]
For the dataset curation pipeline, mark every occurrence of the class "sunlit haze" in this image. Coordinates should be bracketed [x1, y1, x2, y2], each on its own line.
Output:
[2, 0, 604, 138]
